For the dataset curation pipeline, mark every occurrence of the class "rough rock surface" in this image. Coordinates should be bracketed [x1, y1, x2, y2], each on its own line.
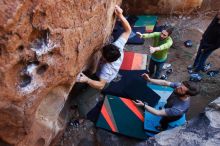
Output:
[0, 0, 121, 145]
[94, 97, 220, 146]
[122, 0, 203, 15]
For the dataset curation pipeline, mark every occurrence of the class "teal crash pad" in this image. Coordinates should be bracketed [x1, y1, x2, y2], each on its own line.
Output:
[144, 83, 186, 135]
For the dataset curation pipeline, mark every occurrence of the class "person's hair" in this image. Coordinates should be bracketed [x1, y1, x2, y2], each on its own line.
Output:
[102, 44, 121, 62]
[164, 27, 174, 36]
[182, 81, 200, 96]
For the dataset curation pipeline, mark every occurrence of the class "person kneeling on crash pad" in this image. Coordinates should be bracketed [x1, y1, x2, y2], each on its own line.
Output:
[134, 73, 199, 131]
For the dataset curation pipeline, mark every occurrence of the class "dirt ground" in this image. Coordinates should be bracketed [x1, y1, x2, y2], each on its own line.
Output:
[53, 14, 220, 146]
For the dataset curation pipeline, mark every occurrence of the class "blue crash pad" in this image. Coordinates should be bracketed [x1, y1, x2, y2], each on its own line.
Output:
[144, 83, 186, 134]
[147, 83, 174, 101]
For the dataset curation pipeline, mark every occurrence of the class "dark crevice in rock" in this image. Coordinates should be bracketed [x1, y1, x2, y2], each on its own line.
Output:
[48, 51, 54, 56]
[0, 44, 6, 56]
[17, 45, 24, 52]
[19, 60, 40, 88]
[19, 74, 32, 88]
[37, 64, 49, 75]
[27, 60, 40, 66]
[29, 28, 50, 44]
[30, 30, 49, 50]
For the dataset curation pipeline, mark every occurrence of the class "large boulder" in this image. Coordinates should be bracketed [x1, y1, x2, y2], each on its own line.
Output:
[0, 0, 121, 145]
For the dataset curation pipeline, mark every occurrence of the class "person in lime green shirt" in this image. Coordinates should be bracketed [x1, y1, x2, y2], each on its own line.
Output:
[137, 28, 173, 79]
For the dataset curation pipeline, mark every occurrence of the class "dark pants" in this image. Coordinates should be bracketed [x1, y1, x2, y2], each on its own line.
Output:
[149, 59, 165, 79]
[160, 115, 182, 129]
[193, 45, 215, 72]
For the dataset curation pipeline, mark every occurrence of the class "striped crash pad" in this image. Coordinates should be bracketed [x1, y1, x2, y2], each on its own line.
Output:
[96, 95, 148, 139]
[120, 51, 148, 70]
[102, 70, 161, 107]
[144, 83, 186, 134]
[134, 15, 158, 32]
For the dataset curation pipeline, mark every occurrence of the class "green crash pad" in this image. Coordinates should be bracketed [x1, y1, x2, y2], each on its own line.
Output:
[134, 15, 158, 32]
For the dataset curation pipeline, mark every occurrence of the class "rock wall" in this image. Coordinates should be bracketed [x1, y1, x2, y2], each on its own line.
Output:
[122, 0, 203, 15]
[0, 0, 120, 145]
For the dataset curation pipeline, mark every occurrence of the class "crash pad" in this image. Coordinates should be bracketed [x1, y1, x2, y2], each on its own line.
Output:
[96, 95, 148, 139]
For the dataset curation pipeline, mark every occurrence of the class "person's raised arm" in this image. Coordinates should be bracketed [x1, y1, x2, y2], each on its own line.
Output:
[141, 73, 171, 86]
[115, 5, 131, 41]
[136, 32, 160, 39]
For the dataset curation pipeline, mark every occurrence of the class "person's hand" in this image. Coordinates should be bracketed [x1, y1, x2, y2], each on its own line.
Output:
[149, 46, 157, 54]
[115, 5, 123, 17]
[141, 73, 151, 81]
[76, 73, 89, 83]
[133, 100, 144, 106]
[136, 32, 143, 38]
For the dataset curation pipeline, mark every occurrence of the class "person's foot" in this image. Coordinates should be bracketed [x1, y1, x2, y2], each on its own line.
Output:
[202, 63, 211, 72]
[160, 74, 168, 80]
[207, 70, 219, 77]
[188, 69, 194, 74]
[166, 68, 173, 75]
[189, 73, 202, 82]
[162, 63, 172, 70]
[155, 126, 165, 131]
[187, 65, 194, 70]
[187, 65, 198, 74]
[187, 65, 201, 74]
[188, 68, 200, 74]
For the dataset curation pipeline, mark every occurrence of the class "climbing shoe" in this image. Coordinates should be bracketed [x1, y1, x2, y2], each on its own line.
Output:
[202, 63, 211, 72]
[160, 74, 168, 80]
[187, 65, 194, 70]
[189, 73, 202, 82]
[207, 70, 219, 77]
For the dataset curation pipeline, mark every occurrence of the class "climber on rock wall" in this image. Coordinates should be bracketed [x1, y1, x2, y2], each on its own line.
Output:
[76, 5, 131, 90]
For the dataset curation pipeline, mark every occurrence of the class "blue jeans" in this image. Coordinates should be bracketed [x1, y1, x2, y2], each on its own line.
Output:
[193, 45, 215, 72]
[149, 59, 165, 79]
